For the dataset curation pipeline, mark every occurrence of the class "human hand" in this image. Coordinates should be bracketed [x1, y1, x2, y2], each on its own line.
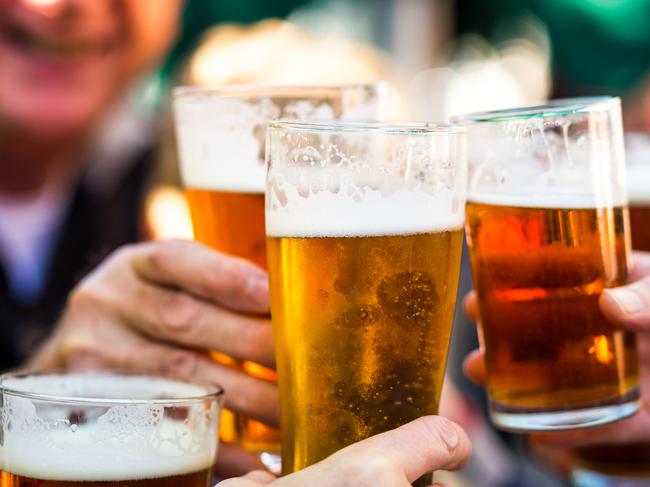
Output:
[463, 251, 650, 447]
[217, 416, 471, 487]
[27, 239, 277, 476]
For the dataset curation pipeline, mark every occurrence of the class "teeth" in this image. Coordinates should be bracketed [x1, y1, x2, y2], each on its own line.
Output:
[2, 23, 111, 59]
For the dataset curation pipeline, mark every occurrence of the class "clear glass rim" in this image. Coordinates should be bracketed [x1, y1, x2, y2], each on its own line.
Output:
[172, 80, 388, 99]
[0, 369, 225, 405]
[452, 96, 619, 124]
[268, 119, 466, 136]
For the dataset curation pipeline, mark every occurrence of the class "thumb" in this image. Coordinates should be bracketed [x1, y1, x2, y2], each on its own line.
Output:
[600, 276, 650, 332]
[334, 416, 471, 483]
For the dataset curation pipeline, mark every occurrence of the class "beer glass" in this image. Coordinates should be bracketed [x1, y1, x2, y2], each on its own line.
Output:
[453, 97, 640, 431]
[0, 370, 223, 486]
[266, 121, 467, 487]
[172, 83, 386, 455]
[572, 132, 650, 486]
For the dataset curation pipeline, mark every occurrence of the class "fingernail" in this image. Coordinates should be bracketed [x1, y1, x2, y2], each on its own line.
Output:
[606, 288, 645, 315]
[246, 275, 270, 308]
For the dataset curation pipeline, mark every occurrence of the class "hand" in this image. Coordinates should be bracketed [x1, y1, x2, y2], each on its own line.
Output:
[27, 239, 277, 477]
[217, 416, 471, 487]
[463, 251, 650, 448]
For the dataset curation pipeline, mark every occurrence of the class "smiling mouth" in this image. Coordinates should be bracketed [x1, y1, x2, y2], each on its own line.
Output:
[0, 21, 120, 60]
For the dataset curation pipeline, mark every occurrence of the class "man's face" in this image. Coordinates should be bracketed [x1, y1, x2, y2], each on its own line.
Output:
[0, 0, 183, 139]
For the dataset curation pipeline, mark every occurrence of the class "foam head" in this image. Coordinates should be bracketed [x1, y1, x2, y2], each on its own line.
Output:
[0, 373, 221, 481]
[265, 121, 467, 237]
[172, 84, 385, 194]
[626, 132, 650, 205]
[455, 97, 628, 208]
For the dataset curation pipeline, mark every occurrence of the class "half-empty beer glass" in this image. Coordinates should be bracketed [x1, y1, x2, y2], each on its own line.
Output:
[0, 371, 223, 486]
[266, 121, 467, 487]
[453, 97, 640, 431]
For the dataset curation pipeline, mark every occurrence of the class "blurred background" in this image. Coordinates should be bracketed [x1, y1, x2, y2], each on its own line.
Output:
[4, 1, 650, 485]
[144, 2, 650, 485]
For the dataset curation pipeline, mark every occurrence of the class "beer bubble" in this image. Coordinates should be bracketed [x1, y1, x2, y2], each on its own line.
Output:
[334, 305, 382, 329]
[377, 271, 439, 325]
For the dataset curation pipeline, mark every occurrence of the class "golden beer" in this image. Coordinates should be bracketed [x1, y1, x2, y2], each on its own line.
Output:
[0, 469, 212, 487]
[266, 120, 467, 487]
[268, 230, 463, 482]
[466, 202, 638, 420]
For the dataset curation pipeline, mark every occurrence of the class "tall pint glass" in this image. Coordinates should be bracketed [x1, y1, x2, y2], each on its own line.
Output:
[266, 121, 467, 487]
[0, 371, 222, 486]
[453, 97, 640, 432]
[573, 132, 650, 486]
[172, 82, 386, 455]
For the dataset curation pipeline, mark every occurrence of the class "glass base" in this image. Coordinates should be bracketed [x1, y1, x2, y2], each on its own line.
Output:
[261, 452, 282, 476]
[489, 389, 640, 432]
[573, 469, 650, 487]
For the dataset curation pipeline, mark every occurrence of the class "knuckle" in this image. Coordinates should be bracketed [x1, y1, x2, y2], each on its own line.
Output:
[422, 416, 458, 454]
[160, 350, 199, 380]
[60, 338, 101, 368]
[146, 239, 188, 273]
[68, 283, 107, 312]
[240, 322, 271, 358]
[158, 293, 202, 335]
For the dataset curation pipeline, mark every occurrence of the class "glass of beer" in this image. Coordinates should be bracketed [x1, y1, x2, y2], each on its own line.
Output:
[172, 83, 386, 457]
[266, 120, 467, 486]
[453, 97, 640, 432]
[572, 132, 650, 486]
[0, 370, 223, 486]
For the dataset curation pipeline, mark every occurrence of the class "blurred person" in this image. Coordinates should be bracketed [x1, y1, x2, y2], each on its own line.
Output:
[0, 0, 281, 477]
[0, 0, 182, 368]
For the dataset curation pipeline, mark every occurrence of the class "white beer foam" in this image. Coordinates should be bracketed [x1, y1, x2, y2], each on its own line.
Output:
[266, 188, 464, 237]
[467, 191, 628, 209]
[627, 164, 650, 205]
[1, 374, 217, 481]
[174, 96, 270, 193]
[174, 93, 381, 193]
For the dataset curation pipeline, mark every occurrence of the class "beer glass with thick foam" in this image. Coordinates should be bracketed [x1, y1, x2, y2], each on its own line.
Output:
[572, 132, 650, 486]
[453, 97, 640, 432]
[172, 83, 385, 455]
[0, 371, 222, 486]
[266, 121, 467, 486]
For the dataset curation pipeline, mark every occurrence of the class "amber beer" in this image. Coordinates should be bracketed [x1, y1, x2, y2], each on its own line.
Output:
[455, 97, 641, 431]
[186, 189, 266, 268]
[572, 149, 650, 485]
[0, 469, 211, 486]
[184, 185, 277, 451]
[466, 200, 638, 422]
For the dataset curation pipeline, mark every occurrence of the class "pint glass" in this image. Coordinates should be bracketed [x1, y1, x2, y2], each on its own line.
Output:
[573, 133, 650, 486]
[0, 371, 222, 486]
[453, 97, 640, 431]
[172, 83, 385, 454]
[266, 121, 467, 487]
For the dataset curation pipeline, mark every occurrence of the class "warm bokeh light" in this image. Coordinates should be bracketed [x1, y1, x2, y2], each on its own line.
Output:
[144, 185, 194, 240]
[189, 19, 390, 86]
